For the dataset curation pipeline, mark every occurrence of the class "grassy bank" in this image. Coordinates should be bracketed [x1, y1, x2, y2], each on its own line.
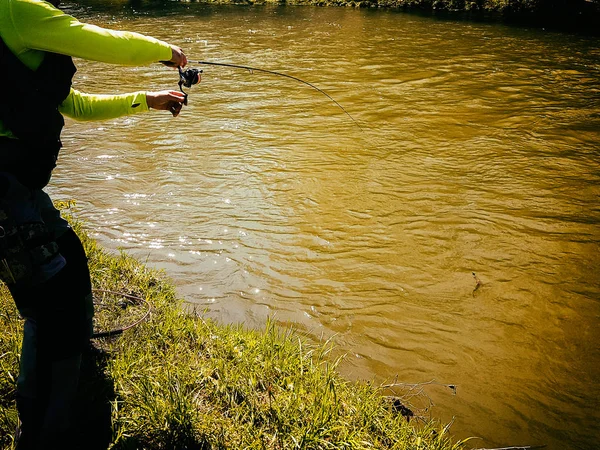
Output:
[287, 0, 600, 14]
[197, 0, 600, 33]
[0, 210, 466, 449]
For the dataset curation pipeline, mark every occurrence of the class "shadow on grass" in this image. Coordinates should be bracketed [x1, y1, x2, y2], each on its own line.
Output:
[73, 343, 211, 450]
[73, 343, 116, 450]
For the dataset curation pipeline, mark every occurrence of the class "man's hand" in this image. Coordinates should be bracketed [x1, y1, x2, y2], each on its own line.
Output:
[161, 45, 187, 68]
[146, 90, 186, 117]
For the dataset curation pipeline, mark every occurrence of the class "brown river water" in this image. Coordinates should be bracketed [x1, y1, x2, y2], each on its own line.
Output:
[49, 2, 599, 449]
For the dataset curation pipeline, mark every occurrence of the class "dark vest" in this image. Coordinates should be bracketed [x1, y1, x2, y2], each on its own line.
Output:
[0, 38, 76, 189]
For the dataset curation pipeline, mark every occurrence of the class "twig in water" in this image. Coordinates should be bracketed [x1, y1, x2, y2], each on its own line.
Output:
[472, 272, 483, 297]
[379, 378, 458, 424]
[381, 378, 457, 395]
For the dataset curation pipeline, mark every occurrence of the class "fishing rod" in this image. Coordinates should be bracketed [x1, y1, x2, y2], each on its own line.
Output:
[175, 61, 362, 131]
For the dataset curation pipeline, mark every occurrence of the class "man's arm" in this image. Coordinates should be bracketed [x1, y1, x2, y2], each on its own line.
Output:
[8, 0, 181, 66]
[60, 89, 186, 120]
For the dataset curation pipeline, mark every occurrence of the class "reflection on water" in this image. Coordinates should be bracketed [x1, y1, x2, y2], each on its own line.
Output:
[51, 3, 600, 449]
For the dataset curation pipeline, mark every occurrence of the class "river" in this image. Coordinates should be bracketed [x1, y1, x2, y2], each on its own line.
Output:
[49, 2, 600, 449]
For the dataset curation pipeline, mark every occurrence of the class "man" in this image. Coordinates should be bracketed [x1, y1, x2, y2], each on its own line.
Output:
[0, 0, 190, 447]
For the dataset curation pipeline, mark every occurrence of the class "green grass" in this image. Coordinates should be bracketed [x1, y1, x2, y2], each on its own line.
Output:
[0, 207, 467, 449]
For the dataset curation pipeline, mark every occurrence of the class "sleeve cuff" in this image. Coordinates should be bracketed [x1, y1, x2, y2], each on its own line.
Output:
[130, 92, 150, 113]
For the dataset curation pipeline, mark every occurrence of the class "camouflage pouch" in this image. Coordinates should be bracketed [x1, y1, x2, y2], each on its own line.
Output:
[0, 203, 59, 286]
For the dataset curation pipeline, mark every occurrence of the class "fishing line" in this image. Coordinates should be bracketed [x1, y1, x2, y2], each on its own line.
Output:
[182, 60, 362, 131]
[91, 289, 152, 339]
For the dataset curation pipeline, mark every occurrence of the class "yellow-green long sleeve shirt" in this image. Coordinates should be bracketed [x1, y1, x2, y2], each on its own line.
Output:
[0, 0, 172, 136]
[61, 90, 150, 121]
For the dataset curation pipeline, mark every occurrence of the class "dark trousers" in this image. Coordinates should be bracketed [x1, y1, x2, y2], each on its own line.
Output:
[1, 173, 94, 449]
